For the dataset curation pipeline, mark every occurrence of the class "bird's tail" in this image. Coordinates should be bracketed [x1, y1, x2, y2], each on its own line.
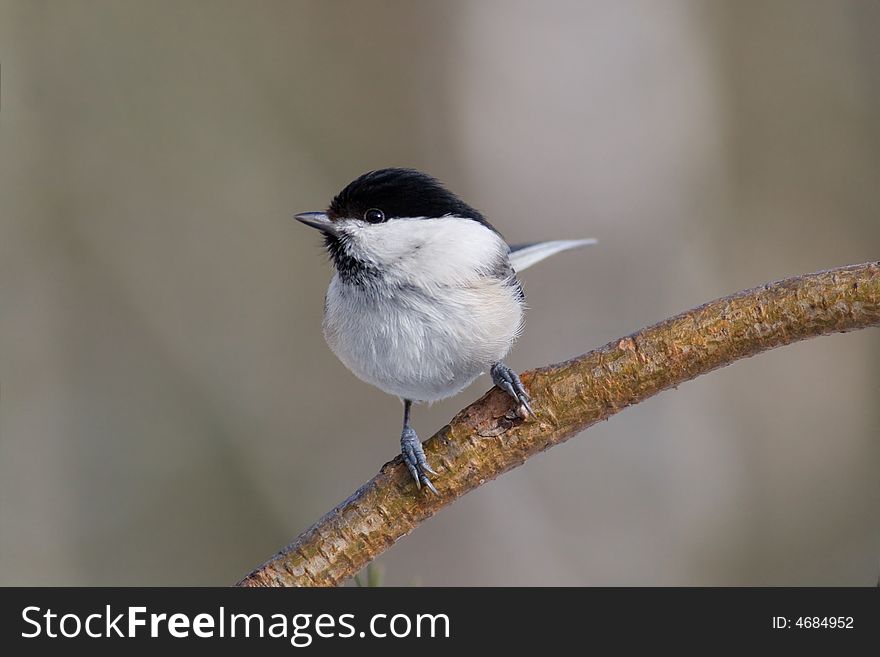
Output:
[508, 239, 597, 272]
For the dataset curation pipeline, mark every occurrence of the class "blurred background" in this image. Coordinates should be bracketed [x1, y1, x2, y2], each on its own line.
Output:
[1, 0, 878, 586]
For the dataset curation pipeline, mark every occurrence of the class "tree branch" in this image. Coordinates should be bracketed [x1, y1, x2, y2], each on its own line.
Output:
[236, 262, 880, 587]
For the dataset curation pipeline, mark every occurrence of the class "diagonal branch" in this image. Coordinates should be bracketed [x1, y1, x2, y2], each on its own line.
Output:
[236, 262, 880, 587]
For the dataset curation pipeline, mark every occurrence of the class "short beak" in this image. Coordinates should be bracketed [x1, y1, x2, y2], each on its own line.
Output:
[294, 211, 338, 236]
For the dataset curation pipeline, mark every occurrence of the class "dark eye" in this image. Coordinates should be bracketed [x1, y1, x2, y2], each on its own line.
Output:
[363, 208, 386, 224]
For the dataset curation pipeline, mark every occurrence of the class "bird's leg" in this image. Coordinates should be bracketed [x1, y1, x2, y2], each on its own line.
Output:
[491, 362, 534, 418]
[400, 399, 438, 495]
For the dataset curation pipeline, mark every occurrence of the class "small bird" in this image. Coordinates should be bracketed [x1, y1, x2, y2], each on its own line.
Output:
[295, 168, 595, 494]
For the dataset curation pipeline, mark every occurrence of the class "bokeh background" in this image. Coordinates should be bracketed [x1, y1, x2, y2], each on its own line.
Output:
[1, 0, 878, 586]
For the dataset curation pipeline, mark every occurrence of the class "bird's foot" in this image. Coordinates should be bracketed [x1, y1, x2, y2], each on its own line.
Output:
[401, 426, 438, 495]
[491, 362, 534, 419]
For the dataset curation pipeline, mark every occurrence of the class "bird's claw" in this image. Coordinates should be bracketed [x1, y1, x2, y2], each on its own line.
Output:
[491, 362, 534, 418]
[401, 426, 438, 495]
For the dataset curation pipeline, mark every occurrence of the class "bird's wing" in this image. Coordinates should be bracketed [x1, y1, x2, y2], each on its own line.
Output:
[507, 239, 597, 272]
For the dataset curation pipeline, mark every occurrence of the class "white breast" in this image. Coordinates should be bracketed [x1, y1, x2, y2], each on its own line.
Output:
[322, 217, 523, 402]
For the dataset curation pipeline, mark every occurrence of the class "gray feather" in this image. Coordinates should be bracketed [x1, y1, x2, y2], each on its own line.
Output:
[508, 239, 597, 272]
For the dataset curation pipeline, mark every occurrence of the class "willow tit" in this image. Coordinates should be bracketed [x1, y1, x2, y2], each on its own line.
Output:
[295, 168, 595, 494]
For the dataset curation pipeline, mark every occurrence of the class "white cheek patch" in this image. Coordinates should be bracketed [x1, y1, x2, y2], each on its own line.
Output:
[340, 216, 508, 287]
[330, 220, 387, 272]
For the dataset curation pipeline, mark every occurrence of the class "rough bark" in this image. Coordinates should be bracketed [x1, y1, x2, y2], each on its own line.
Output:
[236, 262, 880, 587]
